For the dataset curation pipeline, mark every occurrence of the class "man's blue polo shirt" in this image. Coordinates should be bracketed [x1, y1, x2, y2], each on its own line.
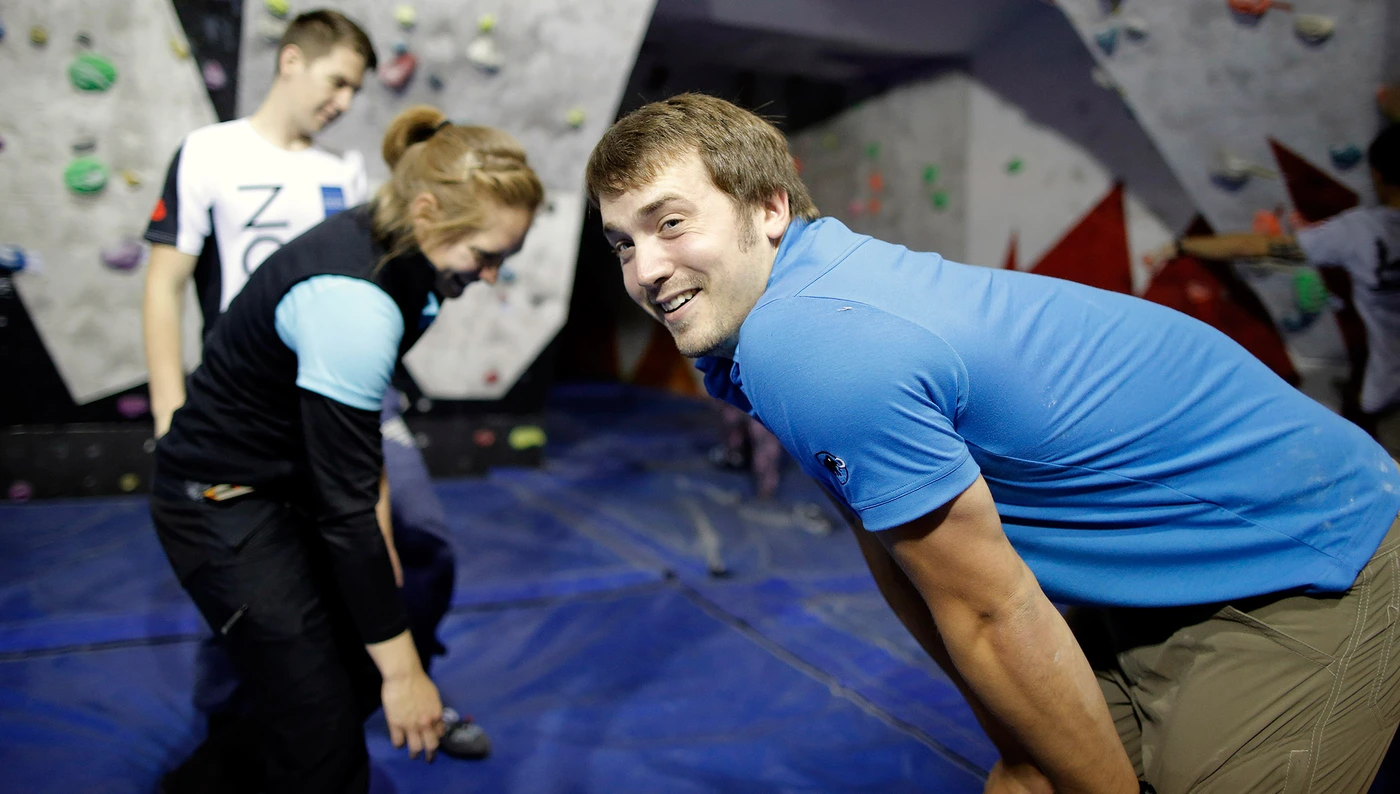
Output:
[696, 218, 1400, 607]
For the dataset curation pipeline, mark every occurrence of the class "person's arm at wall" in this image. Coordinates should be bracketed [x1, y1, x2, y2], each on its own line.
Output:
[878, 477, 1137, 794]
[143, 245, 197, 437]
[1178, 233, 1305, 262]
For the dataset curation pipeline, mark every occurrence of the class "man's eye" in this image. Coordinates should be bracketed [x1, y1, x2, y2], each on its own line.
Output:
[662, 219, 681, 230]
[613, 241, 633, 255]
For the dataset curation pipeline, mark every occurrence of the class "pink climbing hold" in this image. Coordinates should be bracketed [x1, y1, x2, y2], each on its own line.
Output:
[201, 60, 227, 91]
[116, 393, 150, 418]
[380, 52, 417, 92]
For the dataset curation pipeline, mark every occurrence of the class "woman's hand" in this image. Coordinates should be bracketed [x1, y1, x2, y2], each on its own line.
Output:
[381, 670, 445, 761]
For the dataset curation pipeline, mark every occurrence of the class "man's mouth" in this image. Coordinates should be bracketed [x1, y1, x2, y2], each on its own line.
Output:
[658, 289, 699, 314]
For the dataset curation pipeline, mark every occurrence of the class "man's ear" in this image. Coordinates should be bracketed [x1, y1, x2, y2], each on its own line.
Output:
[410, 192, 440, 225]
[278, 44, 304, 76]
[761, 189, 792, 244]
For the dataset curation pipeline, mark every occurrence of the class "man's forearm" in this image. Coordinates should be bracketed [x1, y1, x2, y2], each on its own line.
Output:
[366, 628, 424, 681]
[936, 570, 1134, 793]
[142, 279, 188, 436]
[1180, 233, 1303, 262]
[850, 524, 1037, 766]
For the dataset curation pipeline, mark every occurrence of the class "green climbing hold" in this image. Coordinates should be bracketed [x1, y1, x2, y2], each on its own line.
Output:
[865, 142, 880, 160]
[931, 191, 949, 211]
[69, 52, 117, 92]
[1006, 157, 1024, 175]
[1293, 269, 1328, 315]
[64, 156, 109, 194]
[508, 425, 547, 451]
[922, 165, 939, 184]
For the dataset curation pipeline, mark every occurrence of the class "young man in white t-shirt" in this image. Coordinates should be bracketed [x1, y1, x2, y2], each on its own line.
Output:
[142, 12, 488, 788]
[1181, 126, 1400, 455]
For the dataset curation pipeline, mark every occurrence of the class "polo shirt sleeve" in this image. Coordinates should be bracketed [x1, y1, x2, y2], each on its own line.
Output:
[274, 275, 403, 410]
[737, 297, 980, 531]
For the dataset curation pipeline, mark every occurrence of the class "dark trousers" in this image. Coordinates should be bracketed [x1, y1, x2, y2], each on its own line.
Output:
[152, 490, 457, 793]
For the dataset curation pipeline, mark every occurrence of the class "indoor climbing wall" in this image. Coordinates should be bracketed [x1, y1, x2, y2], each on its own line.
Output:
[1053, 0, 1387, 408]
[1054, 0, 1383, 233]
[236, 0, 656, 400]
[0, 0, 216, 404]
[789, 73, 971, 261]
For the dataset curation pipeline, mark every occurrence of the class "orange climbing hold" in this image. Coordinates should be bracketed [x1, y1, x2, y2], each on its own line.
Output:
[1228, 0, 1292, 17]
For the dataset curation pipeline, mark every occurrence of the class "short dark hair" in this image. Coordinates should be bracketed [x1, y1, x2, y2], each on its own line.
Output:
[277, 9, 377, 72]
[1369, 125, 1400, 187]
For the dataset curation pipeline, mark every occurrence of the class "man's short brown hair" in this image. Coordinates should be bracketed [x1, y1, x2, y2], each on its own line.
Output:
[586, 93, 819, 223]
[277, 10, 377, 72]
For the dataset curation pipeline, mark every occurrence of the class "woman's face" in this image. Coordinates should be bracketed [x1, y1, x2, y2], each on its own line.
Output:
[416, 199, 534, 299]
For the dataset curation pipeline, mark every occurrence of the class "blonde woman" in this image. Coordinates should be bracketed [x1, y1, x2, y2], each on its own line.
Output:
[150, 105, 542, 793]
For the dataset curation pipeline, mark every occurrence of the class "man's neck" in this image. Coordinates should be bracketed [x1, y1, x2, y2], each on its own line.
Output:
[247, 91, 312, 151]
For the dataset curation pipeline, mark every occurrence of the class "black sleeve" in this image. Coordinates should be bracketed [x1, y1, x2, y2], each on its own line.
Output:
[299, 388, 409, 645]
[144, 146, 185, 247]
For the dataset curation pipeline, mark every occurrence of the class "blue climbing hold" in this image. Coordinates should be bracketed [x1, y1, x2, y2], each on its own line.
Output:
[0, 244, 28, 273]
[1329, 143, 1363, 170]
[1096, 28, 1118, 56]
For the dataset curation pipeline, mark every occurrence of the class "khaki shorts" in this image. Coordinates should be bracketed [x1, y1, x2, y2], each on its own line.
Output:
[1069, 516, 1400, 794]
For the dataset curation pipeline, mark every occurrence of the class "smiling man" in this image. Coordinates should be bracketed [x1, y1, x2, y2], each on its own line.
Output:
[587, 93, 1400, 794]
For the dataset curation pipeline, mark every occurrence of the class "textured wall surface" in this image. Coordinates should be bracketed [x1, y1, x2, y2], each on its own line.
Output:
[0, 0, 216, 404]
[237, 0, 656, 399]
[1056, 0, 1386, 232]
[790, 73, 970, 261]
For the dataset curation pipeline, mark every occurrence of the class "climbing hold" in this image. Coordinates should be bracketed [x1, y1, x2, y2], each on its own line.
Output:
[394, 5, 417, 30]
[566, 107, 587, 129]
[69, 52, 118, 92]
[484, 370, 500, 385]
[498, 267, 517, 284]
[64, 157, 109, 194]
[121, 169, 142, 187]
[8, 481, 33, 503]
[415, 397, 433, 413]
[1095, 28, 1118, 56]
[119, 473, 141, 493]
[1228, 0, 1291, 19]
[264, 0, 289, 19]
[865, 142, 880, 160]
[101, 238, 144, 271]
[820, 133, 839, 151]
[1006, 157, 1024, 175]
[868, 172, 884, 193]
[922, 164, 939, 184]
[257, 16, 287, 45]
[1091, 66, 1118, 91]
[466, 35, 502, 73]
[0, 18, 6, 42]
[202, 60, 228, 91]
[847, 199, 864, 217]
[1293, 269, 1328, 314]
[931, 191, 950, 211]
[171, 36, 190, 59]
[116, 394, 149, 418]
[72, 135, 98, 154]
[1122, 17, 1149, 40]
[1329, 143, 1363, 170]
[426, 73, 444, 91]
[379, 51, 417, 92]
[472, 428, 497, 447]
[0, 244, 29, 273]
[477, 13, 497, 33]
[0, 134, 6, 153]
[507, 425, 547, 451]
[392, 41, 409, 56]
[29, 26, 48, 46]
[866, 197, 882, 215]
[1210, 170, 1249, 191]
[1252, 209, 1283, 236]
[1293, 14, 1334, 45]
[75, 32, 94, 48]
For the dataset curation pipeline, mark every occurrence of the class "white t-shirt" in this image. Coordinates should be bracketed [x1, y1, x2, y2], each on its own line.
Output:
[144, 118, 369, 328]
[1297, 206, 1400, 413]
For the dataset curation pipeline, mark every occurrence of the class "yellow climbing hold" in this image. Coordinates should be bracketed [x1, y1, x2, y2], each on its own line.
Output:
[478, 13, 497, 33]
[508, 425, 547, 450]
[264, 0, 289, 19]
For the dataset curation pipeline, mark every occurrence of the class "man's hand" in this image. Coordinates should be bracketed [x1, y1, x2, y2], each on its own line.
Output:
[381, 668, 445, 761]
